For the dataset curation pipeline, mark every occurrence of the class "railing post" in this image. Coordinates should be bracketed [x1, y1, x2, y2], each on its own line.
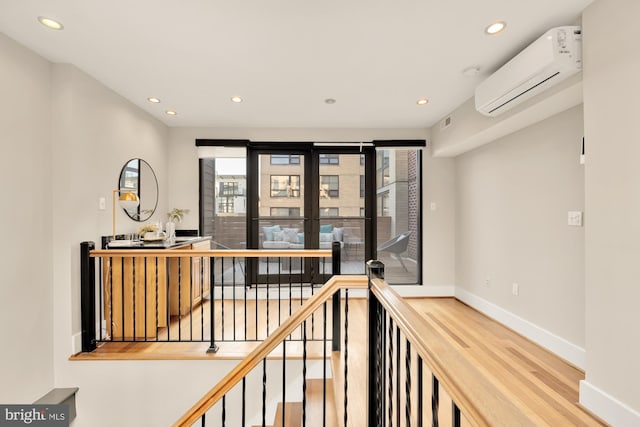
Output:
[366, 259, 385, 427]
[80, 241, 97, 353]
[331, 242, 341, 351]
[207, 256, 219, 353]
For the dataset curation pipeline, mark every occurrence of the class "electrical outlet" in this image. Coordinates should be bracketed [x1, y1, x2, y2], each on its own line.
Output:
[512, 282, 519, 296]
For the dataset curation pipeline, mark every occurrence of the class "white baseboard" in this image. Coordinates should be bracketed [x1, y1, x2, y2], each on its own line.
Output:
[454, 288, 585, 369]
[580, 380, 640, 427]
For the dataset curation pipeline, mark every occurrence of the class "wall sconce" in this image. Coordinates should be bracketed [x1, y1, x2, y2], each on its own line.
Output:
[112, 190, 140, 238]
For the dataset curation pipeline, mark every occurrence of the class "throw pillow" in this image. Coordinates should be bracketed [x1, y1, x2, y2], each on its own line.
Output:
[319, 224, 333, 233]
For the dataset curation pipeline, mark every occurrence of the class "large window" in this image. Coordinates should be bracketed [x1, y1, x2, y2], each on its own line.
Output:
[320, 175, 339, 198]
[199, 140, 423, 285]
[270, 175, 300, 197]
[375, 148, 421, 284]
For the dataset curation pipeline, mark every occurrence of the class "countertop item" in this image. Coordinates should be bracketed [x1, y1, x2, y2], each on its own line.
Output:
[106, 236, 210, 250]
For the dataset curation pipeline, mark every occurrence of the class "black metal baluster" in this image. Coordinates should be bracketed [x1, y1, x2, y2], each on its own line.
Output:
[343, 288, 349, 427]
[388, 317, 394, 427]
[201, 413, 205, 427]
[166, 257, 171, 341]
[189, 257, 193, 341]
[282, 341, 286, 426]
[432, 375, 439, 427]
[232, 256, 236, 341]
[406, 340, 412, 427]
[242, 377, 246, 427]
[221, 257, 225, 341]
[178, 256, 182, 341]
[132, 257, 136, 340]
[155, 258, 159, 342]
[452, 403, 461, 427]
[418, 356, 423, 427]
[255, 257, 259, 341]
[201, 256, 205, 341]
[207, 257, 218, 353]
[278, 257, 281, 329]
[109, 257, 113, 341]
[121, 256, 125, 341]
[262, 358, 267, 427]
[302, 319, 307, 427]
[243, 257, 247, 341]
[144, 257, 148, 341]
[323, 301, 327, 427]
[221, 394, 226, 427]
[99, 257, 103, 342]
[266, 257, 270, 338]
[396, 326, 400, 427]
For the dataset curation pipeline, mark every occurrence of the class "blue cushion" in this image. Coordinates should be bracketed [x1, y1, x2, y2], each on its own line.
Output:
[319, 224, 333, 233]
[262, 225, 281, 241]
[297, 233, 304, 244]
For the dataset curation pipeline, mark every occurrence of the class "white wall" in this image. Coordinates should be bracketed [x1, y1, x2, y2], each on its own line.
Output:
[581, 0, 640, 424]
[455, 106, 586, 365]
[0, 33, 54, 403]
[168, 127, 456, 291]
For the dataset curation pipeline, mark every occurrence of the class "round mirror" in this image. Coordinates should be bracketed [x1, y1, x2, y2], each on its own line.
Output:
[118, 158, 158, 222]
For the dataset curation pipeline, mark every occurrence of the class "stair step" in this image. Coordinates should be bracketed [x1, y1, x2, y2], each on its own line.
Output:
[305, 378, 338, 427]
[273, 402, 303, 427]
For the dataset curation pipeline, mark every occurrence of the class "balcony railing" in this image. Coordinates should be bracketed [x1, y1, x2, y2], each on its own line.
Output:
[80, 242, 343, 353]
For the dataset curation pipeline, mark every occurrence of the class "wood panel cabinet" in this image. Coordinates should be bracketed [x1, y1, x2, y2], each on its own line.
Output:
[103, 238, 211, 339]
[169, 240, 211, 316]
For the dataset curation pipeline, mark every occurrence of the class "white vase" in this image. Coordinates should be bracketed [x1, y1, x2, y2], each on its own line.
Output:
[166, 221, 176, 239]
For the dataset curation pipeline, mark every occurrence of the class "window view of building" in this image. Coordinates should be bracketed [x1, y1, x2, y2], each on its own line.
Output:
[203, 149, 420, 283]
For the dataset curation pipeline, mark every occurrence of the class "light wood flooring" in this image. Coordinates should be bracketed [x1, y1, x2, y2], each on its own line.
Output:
[71, 297, 606, 426]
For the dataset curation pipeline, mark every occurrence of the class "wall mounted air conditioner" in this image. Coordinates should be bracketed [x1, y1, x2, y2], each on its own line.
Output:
[475, 26, 582, 117]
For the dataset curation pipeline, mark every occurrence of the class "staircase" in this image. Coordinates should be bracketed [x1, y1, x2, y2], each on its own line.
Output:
[253, 378, 338, 427]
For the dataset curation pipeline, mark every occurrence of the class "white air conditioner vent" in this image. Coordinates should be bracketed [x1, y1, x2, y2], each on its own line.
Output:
[475, 26, 582, 117]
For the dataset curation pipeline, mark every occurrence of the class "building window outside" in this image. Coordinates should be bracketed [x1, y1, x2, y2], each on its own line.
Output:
[271, 154, 300, 165]
[377, 191, 390, 217]
[320, 207, 339, 217]
[320, 175, 339, 198]
[360, 207, 365, 217]
[270, 207, 301, 217]
[360, 175, 365, 198]
[377, 150, 390, 187]
[270, 175, 300, 197]
[319, 154, 339, 165]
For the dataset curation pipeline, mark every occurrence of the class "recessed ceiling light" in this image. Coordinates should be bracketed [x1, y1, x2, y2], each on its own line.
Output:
[37, 16, 64, 30]
[324, 98, 336, 104]
[231, 96, 243, 103]
[147, 97, 161, 103]
[165, 110, 177, 116]
[485, 21, 506, 35]
[416, 98, 429, 105]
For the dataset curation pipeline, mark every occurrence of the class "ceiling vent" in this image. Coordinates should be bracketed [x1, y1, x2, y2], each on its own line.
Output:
[475, 26, 582, 117]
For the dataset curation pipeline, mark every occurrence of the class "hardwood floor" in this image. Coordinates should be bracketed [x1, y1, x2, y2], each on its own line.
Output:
[72, 296, 606, 426]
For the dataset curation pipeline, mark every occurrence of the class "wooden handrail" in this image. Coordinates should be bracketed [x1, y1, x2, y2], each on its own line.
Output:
[370, 278, 542, 426]
[90, 248, 332, 258]
[173, 275, 368, 427]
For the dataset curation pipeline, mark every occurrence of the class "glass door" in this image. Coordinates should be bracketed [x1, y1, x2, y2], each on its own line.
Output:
[317, 152, 367, 276]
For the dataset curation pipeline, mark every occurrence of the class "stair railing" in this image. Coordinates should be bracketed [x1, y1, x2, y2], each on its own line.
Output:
[367, 261, 533, 427]
[173, 274, 368, 426]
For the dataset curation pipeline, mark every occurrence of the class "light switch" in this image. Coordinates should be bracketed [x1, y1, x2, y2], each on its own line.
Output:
[430, 202, 437, 211]
[568, 211, 583, 226]
[99, 197, 106, 210]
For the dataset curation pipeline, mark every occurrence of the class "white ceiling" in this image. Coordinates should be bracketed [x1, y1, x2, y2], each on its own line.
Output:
[0, 0, 593, 129]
